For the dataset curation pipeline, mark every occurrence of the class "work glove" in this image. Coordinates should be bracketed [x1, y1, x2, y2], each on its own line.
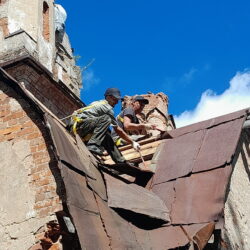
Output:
[132, 141, 141, 151]
[144, 123, 157, 130]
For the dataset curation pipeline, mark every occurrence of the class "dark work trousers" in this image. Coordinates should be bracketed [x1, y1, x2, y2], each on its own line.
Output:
[77, 114, 125, 163]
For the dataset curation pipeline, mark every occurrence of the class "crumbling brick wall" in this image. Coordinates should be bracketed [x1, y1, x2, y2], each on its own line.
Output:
[0, 79, 66, 249]
[5, 63, 80, 119]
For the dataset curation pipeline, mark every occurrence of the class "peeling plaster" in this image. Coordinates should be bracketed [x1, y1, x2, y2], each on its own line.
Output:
[0, 140, 57, 249]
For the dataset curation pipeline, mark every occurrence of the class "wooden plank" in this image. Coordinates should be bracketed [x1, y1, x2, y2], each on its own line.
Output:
[104, 147, 157, 165]
[102, 140, 162, 161]
[102, 136, 160, 156]
[120, 140, 162, 156]
[118, 136, 159, 151]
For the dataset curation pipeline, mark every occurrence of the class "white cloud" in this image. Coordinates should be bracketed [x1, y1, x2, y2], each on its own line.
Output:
[83, 69, 100, 91]
[181, 67, 198, 83]
[175, 70, 250, 128]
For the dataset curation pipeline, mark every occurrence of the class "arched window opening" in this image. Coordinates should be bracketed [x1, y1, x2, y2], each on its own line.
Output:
[43, 1, 50, 41]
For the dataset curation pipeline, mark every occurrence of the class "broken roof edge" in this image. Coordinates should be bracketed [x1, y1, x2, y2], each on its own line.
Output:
[170, 108, 250, 139]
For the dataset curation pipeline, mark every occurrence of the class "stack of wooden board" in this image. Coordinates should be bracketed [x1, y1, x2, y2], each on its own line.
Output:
[102, 137, 163, 168]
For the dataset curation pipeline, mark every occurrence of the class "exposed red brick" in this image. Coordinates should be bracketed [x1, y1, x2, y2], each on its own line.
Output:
[6, 65, 80, 119]
[35, 178, 50, 186]
[30, 138, 45, 146]
[0, 125, 22, 135]
[37, 143, 46, 151]
[34, 157, 51, 165]
[30, 145, 38, 153]
[0, 73, 66, 234]
[23, 120, 34, 128]
[43, 2, 50, 41]
[7, 119, 18, 126]
[0, 109, 10, 117]
[17, 127, 35, 137]
[5, 132, 16, 141]
[33, 151, 49, 160]
[27, 132, 41, 140]
[0, 17, 9, 37]
[39, 207, 51, 217]
[31, 163, 49, 174]
[35, 193, 46, 202]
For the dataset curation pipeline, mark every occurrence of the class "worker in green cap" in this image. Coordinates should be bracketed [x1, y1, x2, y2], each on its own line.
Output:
[70, 88, 140, 164]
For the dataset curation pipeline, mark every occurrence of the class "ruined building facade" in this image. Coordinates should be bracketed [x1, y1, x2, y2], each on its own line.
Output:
[0, 1, 173, 249]
[0, 0, 82, 99]
[1, 1, 250, 250]
[0, 0, 83, 248]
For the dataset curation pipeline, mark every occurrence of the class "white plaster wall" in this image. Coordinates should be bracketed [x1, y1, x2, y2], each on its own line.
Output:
[6, 0, 56, 71]
[0, 29, 4, 45]
[8, 0, 39, 40]
[0, 0, 9, 18]
[37, 0, 55, 71]
[0, 0, 9, 44]
[0, 140, 57, 250]
[37, 38, 54, 71]
[0, 31, 37, 55]
[223, 131, 250, 249]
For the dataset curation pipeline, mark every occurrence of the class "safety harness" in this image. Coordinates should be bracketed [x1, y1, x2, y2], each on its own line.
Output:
[114, 115, 125, 146]
[70, 100, 108, 140]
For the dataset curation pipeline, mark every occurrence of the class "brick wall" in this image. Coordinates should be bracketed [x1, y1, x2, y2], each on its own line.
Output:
[0, 17, 9, 37]
[5, 63, 80, 119]
[0, 79, 65, 249]
[42, 2, 50, 42]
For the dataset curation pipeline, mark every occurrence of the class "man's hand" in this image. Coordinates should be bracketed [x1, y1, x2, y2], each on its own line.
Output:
[132, 141, 141, 151]
[144, 123, 157, 130]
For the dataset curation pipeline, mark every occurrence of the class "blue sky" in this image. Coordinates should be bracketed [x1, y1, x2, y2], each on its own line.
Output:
[56, 0, 250, 127]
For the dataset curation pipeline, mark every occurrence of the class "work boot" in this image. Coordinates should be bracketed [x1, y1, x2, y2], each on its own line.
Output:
[116, 160, 137, 168]
[87, 144, 104, 156]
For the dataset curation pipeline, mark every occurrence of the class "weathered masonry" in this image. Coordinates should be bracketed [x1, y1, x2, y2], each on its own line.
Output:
[1, 67, 250, 249]
[0, 1, 250, 250]
[0, 0, 82, 98]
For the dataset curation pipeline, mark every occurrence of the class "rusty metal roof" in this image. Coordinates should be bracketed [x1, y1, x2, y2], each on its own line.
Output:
[3, 60, 249, 249]
[13, 65, 246, 250]
[44, 109, 248, 249]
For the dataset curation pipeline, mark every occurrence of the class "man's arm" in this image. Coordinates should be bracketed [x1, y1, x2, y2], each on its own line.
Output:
[114, 125, 133, 144]
[123, 116, 157, 131]
[113, 126, 141, 151]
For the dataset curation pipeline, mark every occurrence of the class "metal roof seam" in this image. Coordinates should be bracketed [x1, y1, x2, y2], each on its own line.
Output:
[192, 129, 207, 171]
[92, 192, 113, 249]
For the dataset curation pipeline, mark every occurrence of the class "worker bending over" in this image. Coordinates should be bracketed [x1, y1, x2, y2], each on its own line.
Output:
[112, 95, 157, 146]
[70, 88, 140, 164]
